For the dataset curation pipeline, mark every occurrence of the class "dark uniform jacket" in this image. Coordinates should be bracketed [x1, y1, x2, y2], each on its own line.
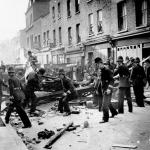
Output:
[114, 64, 130, 87]
[61, 76, 78, 99]
[26, 72, 39, 91]
[130, 64, 146, 87]
[8, 76, 25, 102]
[95, 67, 114, 95]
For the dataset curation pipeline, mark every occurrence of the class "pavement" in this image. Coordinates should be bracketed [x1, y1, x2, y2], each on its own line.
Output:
[1, 87, 150, 150]
[0, 122, 28, 150]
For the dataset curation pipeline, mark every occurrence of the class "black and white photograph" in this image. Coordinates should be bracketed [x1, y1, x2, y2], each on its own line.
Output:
[0, 0, 150, 149]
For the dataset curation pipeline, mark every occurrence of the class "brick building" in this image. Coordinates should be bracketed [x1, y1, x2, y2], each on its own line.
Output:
[48, 0, 113, 66]
[23, 0, 150, 68]
[111, 0, 150, 61]
[25, 0, 51, 66]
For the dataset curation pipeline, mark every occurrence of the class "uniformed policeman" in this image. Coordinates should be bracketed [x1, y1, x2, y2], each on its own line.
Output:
[5, 67, 31, 128]
[130, 57, 146, 107]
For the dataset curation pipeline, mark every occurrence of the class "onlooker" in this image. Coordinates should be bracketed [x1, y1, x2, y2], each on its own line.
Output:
[130, 57, 146, 107]
[0, 66, 8, 114]
[58, 69, 78, 116]
[114, 56, 133, 113]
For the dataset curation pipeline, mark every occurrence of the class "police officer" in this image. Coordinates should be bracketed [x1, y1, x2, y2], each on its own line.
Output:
[94, 57, 118, 123]
[114, 56, 133, 113]
[5, 67, 31, 128]
[130, 57, 146, 107]
[24, 68, 46, 114]
[58, 69, 78, 116]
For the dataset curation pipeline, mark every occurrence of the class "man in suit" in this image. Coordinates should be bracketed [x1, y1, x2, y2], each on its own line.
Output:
[94, 57, 118, 123]
[114, 56, 133, 113]
[130, 57, 146, 107]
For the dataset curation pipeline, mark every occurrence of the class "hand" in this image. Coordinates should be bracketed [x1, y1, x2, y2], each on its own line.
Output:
[105, 89, 111, 95]
[67, 90, 71, 94]
[63, 92, 67, 96]
[9, 96, 14, 100]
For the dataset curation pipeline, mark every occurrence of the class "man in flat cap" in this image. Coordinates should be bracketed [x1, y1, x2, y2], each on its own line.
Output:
[5, 67, 31, 128]
[94, 57, 118, 123]
[114, 56, 133, 113]
[130, 57, 146, 107]
[58, 68, 78, 116]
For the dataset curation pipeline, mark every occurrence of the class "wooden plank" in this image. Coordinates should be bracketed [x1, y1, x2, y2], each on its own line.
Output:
[112, 144, 137, 149]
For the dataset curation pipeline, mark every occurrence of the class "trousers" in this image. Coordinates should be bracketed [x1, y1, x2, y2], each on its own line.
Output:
[5, 101, 31, 126]
[118, 87, 133, 113]
[99, 93, 118, 121]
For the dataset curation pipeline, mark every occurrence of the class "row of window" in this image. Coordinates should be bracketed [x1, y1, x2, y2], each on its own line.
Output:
[52, 24, 81, 47]
[118, 0, 147, 31]
[52, 0, 80, 21]
[27, 0, 148, 49]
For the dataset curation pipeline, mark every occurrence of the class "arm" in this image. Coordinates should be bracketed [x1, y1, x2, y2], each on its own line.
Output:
[108, 70, 114, 92]
[8, 79, 14, 96]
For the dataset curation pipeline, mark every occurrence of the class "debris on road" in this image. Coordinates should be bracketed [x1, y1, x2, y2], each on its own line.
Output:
[38, 129, 55, 139]
[44, 122, 73, 149]
[83, 121, 89, 128]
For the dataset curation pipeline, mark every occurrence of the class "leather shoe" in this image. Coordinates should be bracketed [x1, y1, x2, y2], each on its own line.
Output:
[110, 112, 118, 118]
[99, 120, 108, 123]
[63, 112, 71, 116]
[22, 124, 32, 128]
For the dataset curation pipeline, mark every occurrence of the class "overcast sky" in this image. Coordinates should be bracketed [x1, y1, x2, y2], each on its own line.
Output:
[0, 0, 28, 42]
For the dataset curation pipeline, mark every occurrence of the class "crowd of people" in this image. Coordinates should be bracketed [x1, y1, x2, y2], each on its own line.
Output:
[0, 51, 150, 127]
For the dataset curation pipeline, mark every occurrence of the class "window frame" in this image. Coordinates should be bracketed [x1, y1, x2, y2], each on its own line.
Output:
[97, 10, 103, 33]
[117, 1, 127, 31]
[75, 0, 80, 14]
[88, 13, 94, 35]
[135, 0, 147, 27]
[76, 24, 81, 43]
[68, 27, 72, 46]
[67, 0, 71, 17]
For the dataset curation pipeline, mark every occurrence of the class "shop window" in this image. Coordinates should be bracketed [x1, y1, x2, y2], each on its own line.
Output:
[68, 27, 72, 46]
[67, 0, 71, 17]
[117, 1, 127, 31]
[97, 10, 103, 33]
[75, 0, 80, 13]
[88, 13, 94, 35]
[76, 24, 81, 43]
[135, 0, 147, 27]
